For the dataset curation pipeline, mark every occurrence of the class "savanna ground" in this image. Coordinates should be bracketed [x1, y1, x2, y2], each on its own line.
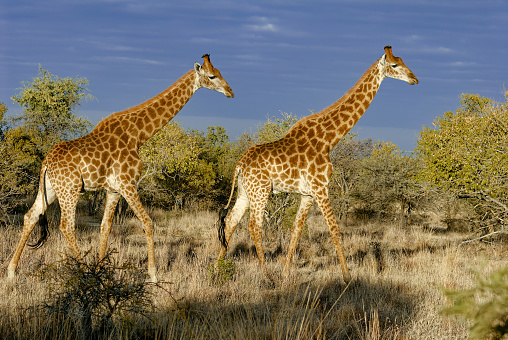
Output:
[0, 200, 506, 339]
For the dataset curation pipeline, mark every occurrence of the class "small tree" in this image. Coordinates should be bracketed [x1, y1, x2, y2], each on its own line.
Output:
[3, 67, 94, 202]
[38, 250, 155, 338]
[329, 134, 373, 220]
[0, 102, 7, 139]
[139, 122, 215, 208]
[11, 66, 94, 154]
[352, 142, 426, 224]
[0, 102, 24, 223]
[417, 92, 508, 231]
[442, 266, 508, 339]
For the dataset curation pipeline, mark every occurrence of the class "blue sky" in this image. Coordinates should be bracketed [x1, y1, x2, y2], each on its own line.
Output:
[1, 0, 507, 151]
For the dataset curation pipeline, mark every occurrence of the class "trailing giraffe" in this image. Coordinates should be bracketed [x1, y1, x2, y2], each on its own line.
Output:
[216, 46, 418, 283]
[8, 54, 233, 282]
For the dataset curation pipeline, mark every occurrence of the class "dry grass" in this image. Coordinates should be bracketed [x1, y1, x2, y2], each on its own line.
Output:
[0, 204, 507, 339]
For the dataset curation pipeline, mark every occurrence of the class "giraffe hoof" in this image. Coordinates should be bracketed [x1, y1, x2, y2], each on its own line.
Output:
[7, 267, 16, 280]
[343, 272, 352, 284]
[147, 268, 157, 283]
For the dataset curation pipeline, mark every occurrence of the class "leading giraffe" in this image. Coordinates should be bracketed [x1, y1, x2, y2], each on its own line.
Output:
[8, 54, 233, 283]
[216, 46, 418, 283]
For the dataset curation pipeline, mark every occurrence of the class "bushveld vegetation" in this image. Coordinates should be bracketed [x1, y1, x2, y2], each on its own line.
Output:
[0, 69, 506, 339]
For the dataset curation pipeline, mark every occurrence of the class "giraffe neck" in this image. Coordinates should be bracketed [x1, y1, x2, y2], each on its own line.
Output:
[288, 59, 384, 149]
[322, 60, 384, 147]
[94, 69, 198, 146]
[132, 70, 198, 145]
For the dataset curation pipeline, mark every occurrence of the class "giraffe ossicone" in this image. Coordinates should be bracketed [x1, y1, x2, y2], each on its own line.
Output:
[8, 54, 233, 283]
[216, 46, 418, 283]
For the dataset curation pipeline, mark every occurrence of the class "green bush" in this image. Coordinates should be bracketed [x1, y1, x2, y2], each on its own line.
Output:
[442, 266, 508, 339]
[417, 92, 508, 229]
[209, 258, 236, 286]
[37, 250, 156, 338]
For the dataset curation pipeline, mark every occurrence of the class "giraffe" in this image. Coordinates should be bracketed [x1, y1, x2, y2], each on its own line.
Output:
[216, 46, 417, 283]
[8, 54, 233, 283]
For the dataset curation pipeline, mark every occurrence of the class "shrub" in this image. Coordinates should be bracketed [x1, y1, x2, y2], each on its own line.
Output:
[36, 250, 156, 338]
[209, 258, 236, 286]
[442, 266, 508, 339]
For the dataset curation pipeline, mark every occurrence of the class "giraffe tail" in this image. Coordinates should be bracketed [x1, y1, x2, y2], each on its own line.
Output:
[216, 166, 239, 249]
[217, 207, 228, 249]
[28, 167, 50, 249]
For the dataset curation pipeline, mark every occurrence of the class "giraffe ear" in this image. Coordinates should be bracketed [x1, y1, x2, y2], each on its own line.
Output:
[194, 62, 202, 73]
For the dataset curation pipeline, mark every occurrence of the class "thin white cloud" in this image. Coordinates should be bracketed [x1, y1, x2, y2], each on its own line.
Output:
[247, 23, 278, 32]
[419, 46, 455, 54]
[245, 16, 279, 33]
[449, 61, 477, 67]
[93, 56, 165, 65]
[83, 39, 137, 52]
[402, 34, 424, 43]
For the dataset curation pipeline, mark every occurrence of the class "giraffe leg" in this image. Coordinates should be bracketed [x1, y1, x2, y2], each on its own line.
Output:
[7, 180, 56, 279]
[58, 191, 82, 260]
[121, 187, 157, 283]
[282, 194, 313, 278]
[247, 191, 270, 272]
[98, 190, 121, 260]
[217, 180, 249, 263]
[315, 192, 351, 283]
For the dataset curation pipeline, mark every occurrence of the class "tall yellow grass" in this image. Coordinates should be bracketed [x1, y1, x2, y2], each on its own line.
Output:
[1, 206, 506, 339]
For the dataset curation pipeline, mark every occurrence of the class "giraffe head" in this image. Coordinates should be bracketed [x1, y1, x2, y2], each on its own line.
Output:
[194, 54, 234, 98]
[379, 46, 418, 85]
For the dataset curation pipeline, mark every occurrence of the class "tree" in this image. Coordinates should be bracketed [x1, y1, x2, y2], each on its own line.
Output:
[0, 68, 94, 218]
[0, 102, 22, 224]
[329, 134, 373, 220]
[138, 122, 216, 208]
[198, 126, 237, 205]
[417, 92, 508, 230]
[0, 102, 7, 139]
[352, 142, 426, 225]
[254, 112, 299, 144]
[10, 65, 94, 155]
[443, 265, 508, 339]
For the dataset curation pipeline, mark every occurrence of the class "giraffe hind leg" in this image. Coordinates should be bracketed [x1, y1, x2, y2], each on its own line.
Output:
[58, 189, 82, 260]
[7, 176, 56, 278]
[216, 189, 249, 264]
[246, 188, 270, 272]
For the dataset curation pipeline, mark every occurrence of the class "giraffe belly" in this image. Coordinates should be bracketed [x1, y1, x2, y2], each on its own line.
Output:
[272, 178, 310, 196]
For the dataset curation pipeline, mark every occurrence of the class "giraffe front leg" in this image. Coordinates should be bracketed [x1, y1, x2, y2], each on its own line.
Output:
[122, 187, 157, 283]
[315, 193, 351, 283]
[282, 195, 313, 278]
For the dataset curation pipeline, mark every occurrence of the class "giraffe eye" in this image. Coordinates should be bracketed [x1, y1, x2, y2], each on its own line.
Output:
[208, 75, 217, 80]
[391, 64, 398, 69]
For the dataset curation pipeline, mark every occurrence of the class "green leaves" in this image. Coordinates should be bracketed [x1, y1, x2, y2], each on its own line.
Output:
[442, 266, 508, 339]
[351, 142, 426, 220]
[10, 66, 94, 150]
[0, 67, 94, 216]
[139, 122, 217, 207]
[417, 93, 508, 221]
